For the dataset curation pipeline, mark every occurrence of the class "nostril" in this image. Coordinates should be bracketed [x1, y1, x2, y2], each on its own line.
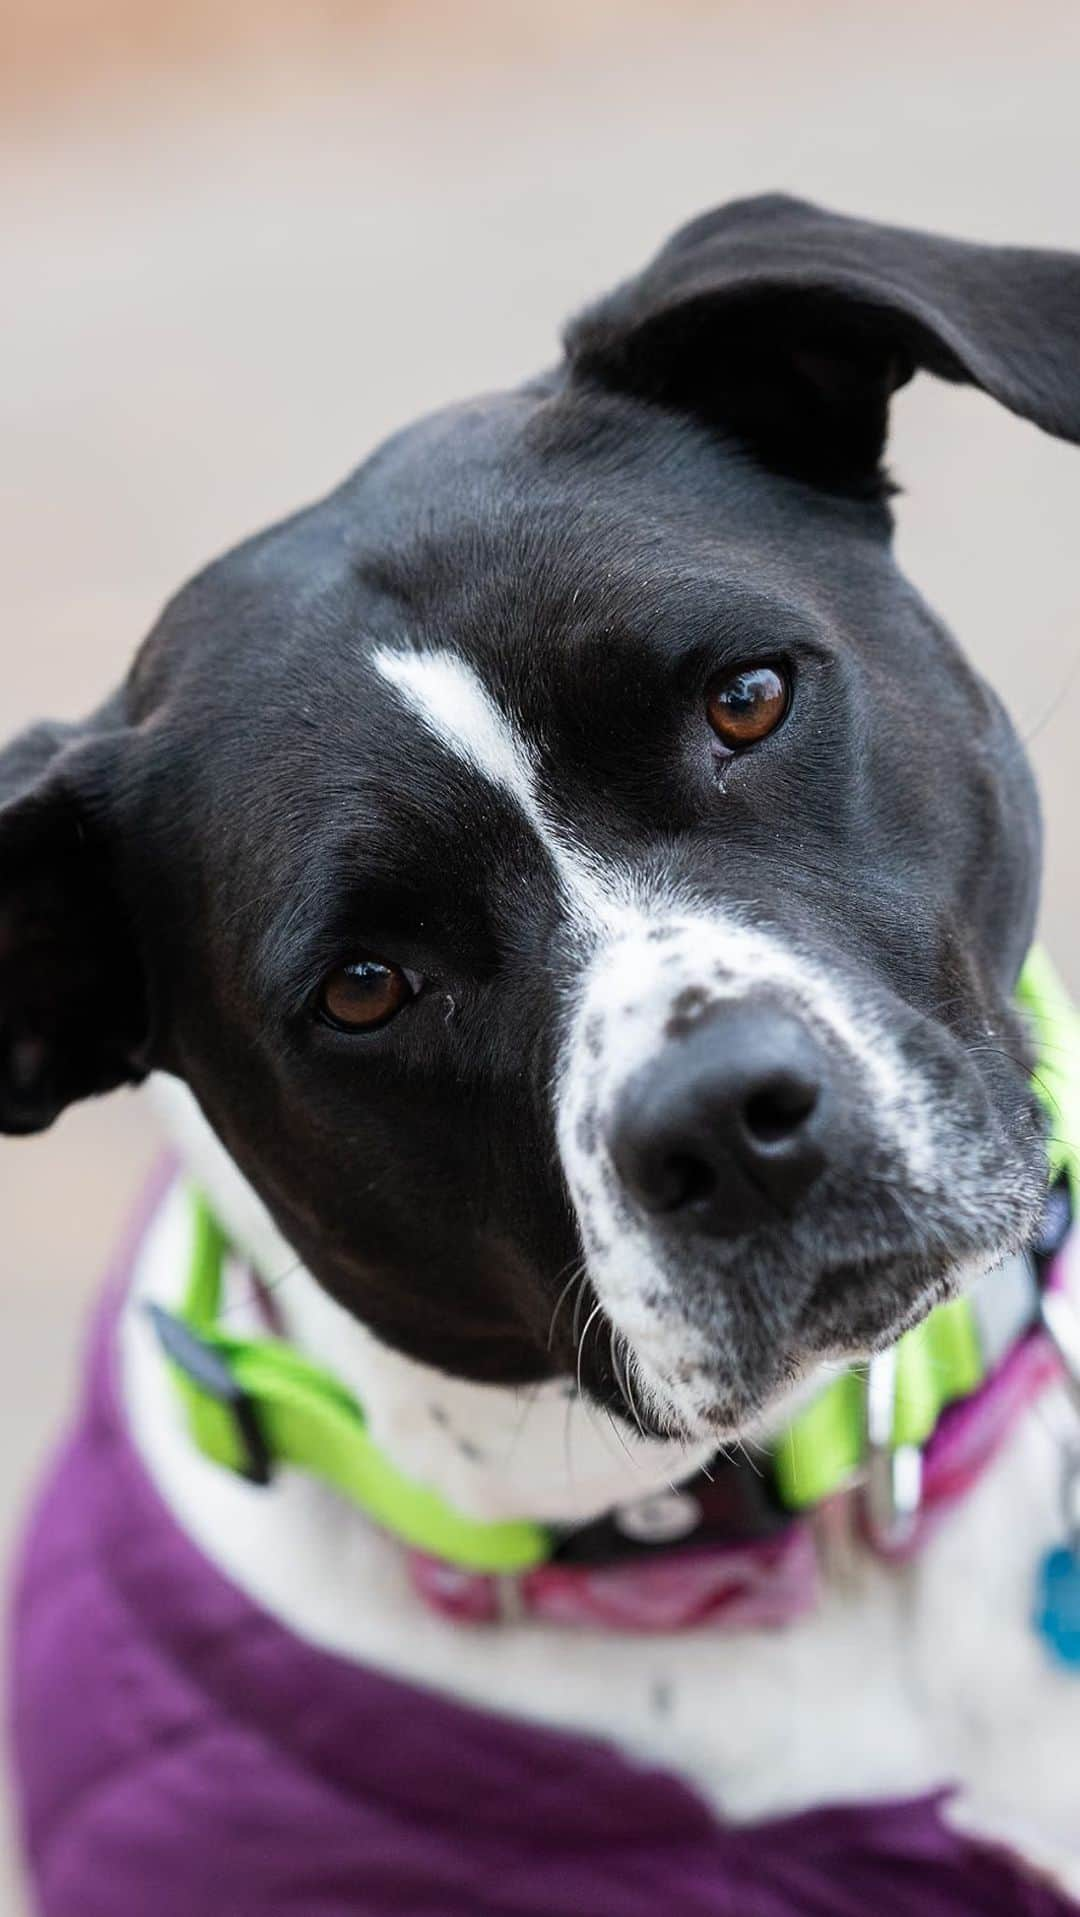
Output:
[742, 1073, 819, 1148]
[663, 1152, 717, 1208]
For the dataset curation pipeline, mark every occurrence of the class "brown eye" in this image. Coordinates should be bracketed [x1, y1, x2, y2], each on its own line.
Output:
[706, 663, 790, 751]
[318, 959, 414, 1032]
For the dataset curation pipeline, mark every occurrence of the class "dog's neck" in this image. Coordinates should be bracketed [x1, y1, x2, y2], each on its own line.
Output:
[150, 1075, 718, 1525]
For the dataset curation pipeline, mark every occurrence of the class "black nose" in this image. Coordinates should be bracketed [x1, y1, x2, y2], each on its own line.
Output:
[609, 1004, 830, 1235]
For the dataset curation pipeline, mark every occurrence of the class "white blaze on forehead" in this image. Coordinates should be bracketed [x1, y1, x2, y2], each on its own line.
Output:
[373, 646, 535, 814]
[372, 645, 634, 942]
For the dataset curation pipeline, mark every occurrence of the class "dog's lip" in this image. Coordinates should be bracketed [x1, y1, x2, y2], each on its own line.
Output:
[625, 1256, 951, 1440]
[574, 1216, 1030, 1439]
[798, 1242, 924, 1318]
[693, 1266, 955, 1435]
[569, 1253, 921, 1433]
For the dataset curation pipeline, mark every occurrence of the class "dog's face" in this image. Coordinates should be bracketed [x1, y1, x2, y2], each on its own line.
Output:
[3, 196, 1077, 1439]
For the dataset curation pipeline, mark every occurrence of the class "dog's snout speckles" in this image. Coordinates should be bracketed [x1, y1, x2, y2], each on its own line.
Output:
[555, 912, 940, 1437]
[665, 984, 714, 1040]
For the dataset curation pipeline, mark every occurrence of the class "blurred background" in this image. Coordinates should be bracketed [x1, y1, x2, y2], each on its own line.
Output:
[2, 1, 1080, 1905]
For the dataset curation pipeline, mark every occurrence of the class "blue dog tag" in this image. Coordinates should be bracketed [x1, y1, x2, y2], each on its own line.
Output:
[1036, 1546, 1080, 1668]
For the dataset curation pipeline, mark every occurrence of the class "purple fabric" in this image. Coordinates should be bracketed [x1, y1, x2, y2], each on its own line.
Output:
[6, 1188, 1077, 1915]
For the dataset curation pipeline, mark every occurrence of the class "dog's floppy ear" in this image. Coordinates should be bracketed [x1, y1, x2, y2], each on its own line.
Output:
[565, 193, 1080, 491]
[0, 716, 148, 1134]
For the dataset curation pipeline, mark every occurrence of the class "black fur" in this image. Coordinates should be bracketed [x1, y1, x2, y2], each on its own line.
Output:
[2, 195, 1076, 1415]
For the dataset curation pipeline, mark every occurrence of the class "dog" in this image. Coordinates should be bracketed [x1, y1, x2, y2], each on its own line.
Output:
[4, 194, 1080, 1914]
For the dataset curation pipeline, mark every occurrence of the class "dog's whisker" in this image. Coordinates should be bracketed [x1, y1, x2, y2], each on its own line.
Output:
[561, 1385, 578, 1494]
[615, 1331, 649, 1446]
[626, 1356, 651, 1450]
[733, 1436, 763, 1479]
[577, 1387, 633, 1471]
[499, 1378, 546, 1468]
[1022, 643, 1080, 746]
[576, 1301, 605, 1404]
[571, 1272, 594, 1352]
[216, 1257, 304, 1325]
[547, 1261, 588, 1351]
[603, 1406, 641, 1470]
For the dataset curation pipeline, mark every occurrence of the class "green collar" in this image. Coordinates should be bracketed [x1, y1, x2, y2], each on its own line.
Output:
[152, 946, 1080, 1575]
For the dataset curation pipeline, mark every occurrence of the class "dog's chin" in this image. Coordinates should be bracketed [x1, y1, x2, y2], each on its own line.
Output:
[604, 1237, 1022, 1446]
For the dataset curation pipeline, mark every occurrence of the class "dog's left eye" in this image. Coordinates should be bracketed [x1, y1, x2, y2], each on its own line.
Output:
[317, 959, 415, 1032]
[706, 663, 790, 750]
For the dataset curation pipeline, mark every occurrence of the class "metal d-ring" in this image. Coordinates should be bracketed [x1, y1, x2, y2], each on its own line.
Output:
[1041, 1288, 1080, 1421]
[861, 1347, 923, 1552]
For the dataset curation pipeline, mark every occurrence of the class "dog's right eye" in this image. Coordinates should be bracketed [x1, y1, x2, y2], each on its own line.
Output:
[706, 663, 790, 751]
[317, 959, 414, 1032]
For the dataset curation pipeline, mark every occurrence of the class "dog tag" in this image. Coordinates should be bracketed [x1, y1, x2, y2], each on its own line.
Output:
[1035, 1547, 1080, 1668]
[614, 1490, 703, 1545]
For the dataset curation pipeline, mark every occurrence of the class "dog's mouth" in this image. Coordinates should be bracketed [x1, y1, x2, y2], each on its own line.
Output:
[563, 1217, 1037, 1444]
[797, 1246, 956, 1355]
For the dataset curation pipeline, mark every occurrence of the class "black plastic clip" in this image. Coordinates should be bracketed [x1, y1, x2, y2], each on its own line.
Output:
[147, 1303, 273, 1487]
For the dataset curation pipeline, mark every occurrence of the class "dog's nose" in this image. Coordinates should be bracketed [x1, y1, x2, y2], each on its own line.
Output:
[609, 1005, 829, 1234]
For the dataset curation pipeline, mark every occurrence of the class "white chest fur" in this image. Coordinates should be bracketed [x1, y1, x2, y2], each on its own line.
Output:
[121, 1080, 1080, 1887]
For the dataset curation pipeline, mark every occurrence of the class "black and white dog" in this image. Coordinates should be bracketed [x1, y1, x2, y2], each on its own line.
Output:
[4, 195, 1080, 1888]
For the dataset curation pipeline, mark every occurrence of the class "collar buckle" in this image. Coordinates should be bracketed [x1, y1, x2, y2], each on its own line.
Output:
[147, 1303, 273, 1487]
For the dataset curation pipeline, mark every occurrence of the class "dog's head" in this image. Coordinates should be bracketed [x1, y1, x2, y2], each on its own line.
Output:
[4, 197, 1077, 1438]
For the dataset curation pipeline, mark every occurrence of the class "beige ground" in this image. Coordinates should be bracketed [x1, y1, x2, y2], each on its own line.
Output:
[2, 4, 1080, 1905]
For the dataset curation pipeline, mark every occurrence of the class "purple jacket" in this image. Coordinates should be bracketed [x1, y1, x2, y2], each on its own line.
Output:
[7, 1200, 1075, 1916]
